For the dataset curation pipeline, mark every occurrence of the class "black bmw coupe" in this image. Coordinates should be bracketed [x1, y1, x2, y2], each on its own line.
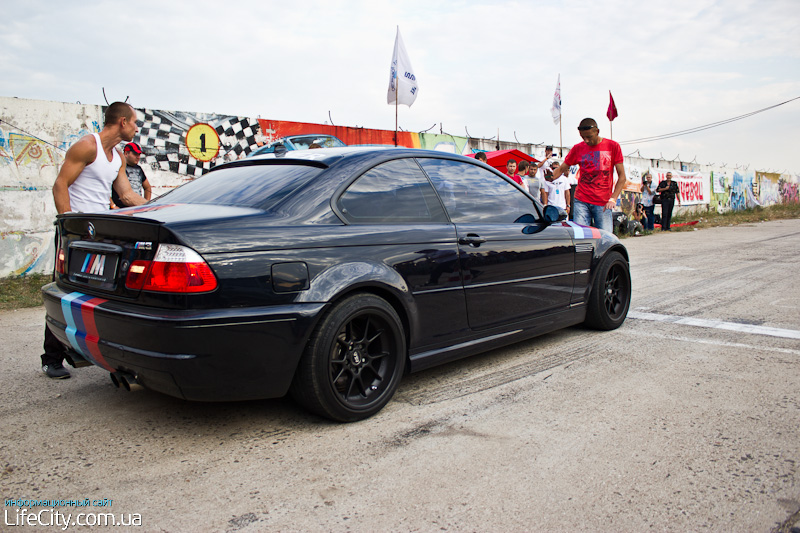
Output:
[43, 147, 631, 421]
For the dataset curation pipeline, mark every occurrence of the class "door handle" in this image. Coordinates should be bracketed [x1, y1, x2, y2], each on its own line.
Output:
[458, 234, 486, 246]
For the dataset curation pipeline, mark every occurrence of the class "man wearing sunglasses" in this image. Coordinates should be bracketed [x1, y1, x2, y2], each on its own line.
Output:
[550, 118, 627, 232]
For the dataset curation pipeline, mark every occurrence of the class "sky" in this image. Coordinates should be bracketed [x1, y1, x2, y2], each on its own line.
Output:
[2, 0, 799, 174]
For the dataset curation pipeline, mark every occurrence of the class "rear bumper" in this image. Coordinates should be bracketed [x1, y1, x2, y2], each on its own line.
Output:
[42, 283, 325, 401]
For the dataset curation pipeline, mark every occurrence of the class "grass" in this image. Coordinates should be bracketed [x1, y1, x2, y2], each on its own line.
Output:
[0, 273, 50, 311]
[671, 202, 800, 229]
[2, 203, 799, 309]
[618, 202, 800, 237]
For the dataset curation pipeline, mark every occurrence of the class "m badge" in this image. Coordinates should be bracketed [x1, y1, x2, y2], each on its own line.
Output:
[81, 254, 106, 276]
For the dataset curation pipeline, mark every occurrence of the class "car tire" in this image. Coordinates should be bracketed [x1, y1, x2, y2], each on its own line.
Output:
[290, 293, 406, 422]
[584, 251, 631, 330]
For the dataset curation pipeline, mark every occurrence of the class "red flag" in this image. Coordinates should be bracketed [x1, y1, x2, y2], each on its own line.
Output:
[607, 91, 618, 121]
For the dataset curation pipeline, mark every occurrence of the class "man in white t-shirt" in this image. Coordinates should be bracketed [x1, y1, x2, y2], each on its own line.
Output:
[43, 102, 147, 379]
[545, 172, 572, 215]
[535, 145, 557, 182]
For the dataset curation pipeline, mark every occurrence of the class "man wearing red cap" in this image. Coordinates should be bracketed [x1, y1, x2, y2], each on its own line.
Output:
[112, 142, 151, 207]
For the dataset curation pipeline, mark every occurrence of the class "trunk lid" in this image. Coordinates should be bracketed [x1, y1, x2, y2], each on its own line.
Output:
[56, 203, 261, 298]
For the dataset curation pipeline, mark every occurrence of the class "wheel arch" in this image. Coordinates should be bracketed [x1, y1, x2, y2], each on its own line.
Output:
[325, 284, 413, 369]
[297, 261, 416, 370]
[588, 239, 629, 287]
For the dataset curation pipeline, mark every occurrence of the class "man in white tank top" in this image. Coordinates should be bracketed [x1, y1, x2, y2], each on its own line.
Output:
[43, 102, 148, 379]
[52, 102, 146, 214]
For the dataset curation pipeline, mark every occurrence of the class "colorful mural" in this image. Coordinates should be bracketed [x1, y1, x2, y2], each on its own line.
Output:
[757, 172, 781, 206]
[779, 178, 799, 204]
[8, 133, 60, 169]
[1, 231, 48, 275]
[257, 119, 421, 151]
[1, 96, 799, 277]
[132, 109, 265, 178]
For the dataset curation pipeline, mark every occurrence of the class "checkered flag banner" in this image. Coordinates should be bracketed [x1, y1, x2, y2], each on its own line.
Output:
[132, 109, 265, 178]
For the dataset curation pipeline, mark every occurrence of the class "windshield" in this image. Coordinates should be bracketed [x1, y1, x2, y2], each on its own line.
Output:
[249, 135, 345, 157]
[155, 163, 323, 210]
[288, 135, 346, 149]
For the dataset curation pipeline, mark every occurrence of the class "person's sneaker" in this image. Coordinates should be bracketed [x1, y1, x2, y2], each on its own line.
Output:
[42, 363, 71, 379]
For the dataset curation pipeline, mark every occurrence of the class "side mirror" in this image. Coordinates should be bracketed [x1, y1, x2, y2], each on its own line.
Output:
[543, 205, 567, 223]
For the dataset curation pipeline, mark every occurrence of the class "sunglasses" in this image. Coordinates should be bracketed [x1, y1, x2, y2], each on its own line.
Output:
[577, 126, 595, 131]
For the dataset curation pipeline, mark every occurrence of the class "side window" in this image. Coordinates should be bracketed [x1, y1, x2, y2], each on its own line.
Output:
[337, 159, 448, 224]
[418, 158, 538, 223]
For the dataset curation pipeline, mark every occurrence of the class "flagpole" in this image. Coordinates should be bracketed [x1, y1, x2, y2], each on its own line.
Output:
[552, 74, 562, 157]
[388, 26, 417, 147]
[394, 25, 398, 147]
[607, 91, 617, 140]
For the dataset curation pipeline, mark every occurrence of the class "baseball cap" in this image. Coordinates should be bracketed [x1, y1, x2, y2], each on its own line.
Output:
[124, 142, 143, 154]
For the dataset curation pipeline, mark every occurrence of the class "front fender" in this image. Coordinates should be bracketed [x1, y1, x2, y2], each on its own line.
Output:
[593, 233, 629, 266]
[588, 234, 629, 288]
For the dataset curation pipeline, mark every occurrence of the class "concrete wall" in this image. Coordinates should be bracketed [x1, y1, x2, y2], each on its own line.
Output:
[1, 96, 798, 277]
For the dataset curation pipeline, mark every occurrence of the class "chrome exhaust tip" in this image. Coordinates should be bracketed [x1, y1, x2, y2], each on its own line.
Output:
[111, 371, 143, 392]
[118, 372, 144, 392]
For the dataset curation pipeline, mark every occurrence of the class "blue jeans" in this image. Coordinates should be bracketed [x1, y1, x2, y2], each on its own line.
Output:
[643, 205, 655, 230]
[573, 199, 613, 232]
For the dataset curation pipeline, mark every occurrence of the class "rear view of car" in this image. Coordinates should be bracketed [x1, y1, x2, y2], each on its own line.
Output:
[43, 160, 332, 403]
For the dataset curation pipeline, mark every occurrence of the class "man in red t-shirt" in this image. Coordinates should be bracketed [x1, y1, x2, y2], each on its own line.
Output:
[551, 118, 627, 232]
[506, 159, 521, 184]
[505, 159, 529, 192]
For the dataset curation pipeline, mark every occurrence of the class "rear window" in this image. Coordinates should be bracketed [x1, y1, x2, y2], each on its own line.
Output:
[155, 163, 323, 210]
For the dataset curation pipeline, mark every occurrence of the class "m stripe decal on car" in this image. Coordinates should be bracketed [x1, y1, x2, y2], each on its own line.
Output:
[60, 292, 114, 372]
[564, 221, 602, 239]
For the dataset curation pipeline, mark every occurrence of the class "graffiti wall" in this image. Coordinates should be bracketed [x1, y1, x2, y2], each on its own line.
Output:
[1, 100, 105, 276]
[0, 96, 798, 277]
[780, 177, 799, 205]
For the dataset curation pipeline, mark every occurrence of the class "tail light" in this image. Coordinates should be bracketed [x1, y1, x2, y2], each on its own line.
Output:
[55, 247, 66, 275]
[125, 244, 217, 293]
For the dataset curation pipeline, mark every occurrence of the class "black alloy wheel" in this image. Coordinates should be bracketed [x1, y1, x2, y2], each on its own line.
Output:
[603, 262, 627, 319]
[584, 251, 631, 330]
[291, 294, 406, 422]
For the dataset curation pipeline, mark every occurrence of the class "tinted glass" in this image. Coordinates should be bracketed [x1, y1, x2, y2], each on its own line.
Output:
[249, 144, 276, 156]
[156, 163, 322, 209]
[338, 159, 448, 224]
[418, 158, 538, 223]
[289, 135, 346, 149]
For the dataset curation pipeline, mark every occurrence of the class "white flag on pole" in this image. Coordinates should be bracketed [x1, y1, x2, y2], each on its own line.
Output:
[551, 74, 561, 124]
[387, 27, 418, 107]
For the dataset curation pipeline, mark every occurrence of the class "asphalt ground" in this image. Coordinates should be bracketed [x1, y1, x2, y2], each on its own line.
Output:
[1, 218, 798, 532]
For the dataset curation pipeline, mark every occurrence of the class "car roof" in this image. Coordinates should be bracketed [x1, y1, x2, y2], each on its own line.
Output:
[224, 146, 481, 172]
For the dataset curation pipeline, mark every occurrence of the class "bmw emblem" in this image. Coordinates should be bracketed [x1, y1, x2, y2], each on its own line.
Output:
[87, 222, 96, 239]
